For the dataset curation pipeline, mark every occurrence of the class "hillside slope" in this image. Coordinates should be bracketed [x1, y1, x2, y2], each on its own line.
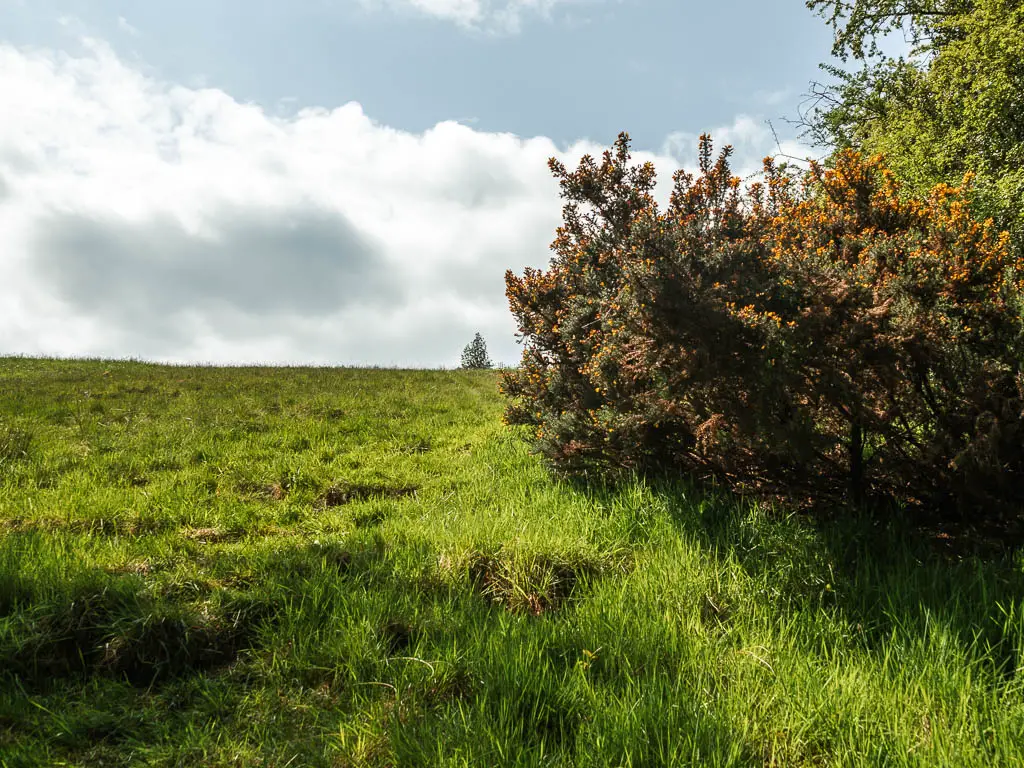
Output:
[1, 359, 1022, 767]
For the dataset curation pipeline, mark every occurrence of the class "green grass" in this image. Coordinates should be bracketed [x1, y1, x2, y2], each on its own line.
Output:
[0, 357, 1022, 767]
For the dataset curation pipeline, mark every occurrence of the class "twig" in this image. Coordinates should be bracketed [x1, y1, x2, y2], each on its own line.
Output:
[387, 656, 438, 673]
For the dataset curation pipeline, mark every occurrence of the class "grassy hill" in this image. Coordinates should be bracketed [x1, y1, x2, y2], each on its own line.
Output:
[1, 358, 1022, 766]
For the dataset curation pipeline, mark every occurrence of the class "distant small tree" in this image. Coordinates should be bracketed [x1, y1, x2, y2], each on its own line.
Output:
[461, 332, 493, 369]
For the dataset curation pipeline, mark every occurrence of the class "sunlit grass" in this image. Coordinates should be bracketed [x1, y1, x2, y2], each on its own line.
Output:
[1, 357, 1022, 766]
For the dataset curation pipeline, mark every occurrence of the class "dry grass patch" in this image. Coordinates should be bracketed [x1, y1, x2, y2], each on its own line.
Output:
[181, 527, 242, 544]
[439, 548, 632, 615]
[317, 482, 419, 508]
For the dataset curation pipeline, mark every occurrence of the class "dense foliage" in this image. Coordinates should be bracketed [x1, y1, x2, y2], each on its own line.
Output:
[502, 133, 1024, 520]
[461, 332, 493, 369]
[802, 0, 1024, 261]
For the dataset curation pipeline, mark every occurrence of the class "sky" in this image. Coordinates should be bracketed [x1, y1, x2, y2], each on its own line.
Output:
[0, 0, 842, 367]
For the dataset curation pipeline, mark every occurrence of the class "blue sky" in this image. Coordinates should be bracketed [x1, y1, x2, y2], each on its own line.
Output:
[0, 0, 842, 366]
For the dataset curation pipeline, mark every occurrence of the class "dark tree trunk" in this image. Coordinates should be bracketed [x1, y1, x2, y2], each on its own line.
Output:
[849, 416, 865, 504]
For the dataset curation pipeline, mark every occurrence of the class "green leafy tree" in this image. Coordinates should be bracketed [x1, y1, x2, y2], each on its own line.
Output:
[461, 332, 493, 370]
[801, 0, 1024, 259]
[807, 0, 975, 61]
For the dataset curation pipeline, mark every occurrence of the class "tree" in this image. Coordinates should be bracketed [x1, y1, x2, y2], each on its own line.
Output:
[800, 0, 1024, 260]
[461, 332, 493, 369]
[806, 0, 974, 61]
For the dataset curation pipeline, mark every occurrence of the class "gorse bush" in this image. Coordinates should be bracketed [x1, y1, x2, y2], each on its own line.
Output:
[502, 133, 1024, 521]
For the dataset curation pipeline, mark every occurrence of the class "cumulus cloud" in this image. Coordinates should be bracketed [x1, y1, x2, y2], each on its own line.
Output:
[0, 38, 652, 365]
[0, 38, 810, 367]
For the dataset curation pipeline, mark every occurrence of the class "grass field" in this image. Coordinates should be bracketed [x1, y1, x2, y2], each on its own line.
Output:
[1, 357, 1022, 767]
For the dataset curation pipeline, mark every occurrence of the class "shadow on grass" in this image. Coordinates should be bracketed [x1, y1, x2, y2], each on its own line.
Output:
[614, 474, 1024, 685]
[1, 573, 278, 690]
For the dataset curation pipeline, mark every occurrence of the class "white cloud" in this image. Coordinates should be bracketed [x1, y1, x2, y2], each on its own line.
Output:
[753, 87, 794, 107]
[0, 38, 680, 366]
[661, 114, 818, 181]
[116, 16, 141, 37]
[0, 39, 812, 367]
[357, 0, 573, 33]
